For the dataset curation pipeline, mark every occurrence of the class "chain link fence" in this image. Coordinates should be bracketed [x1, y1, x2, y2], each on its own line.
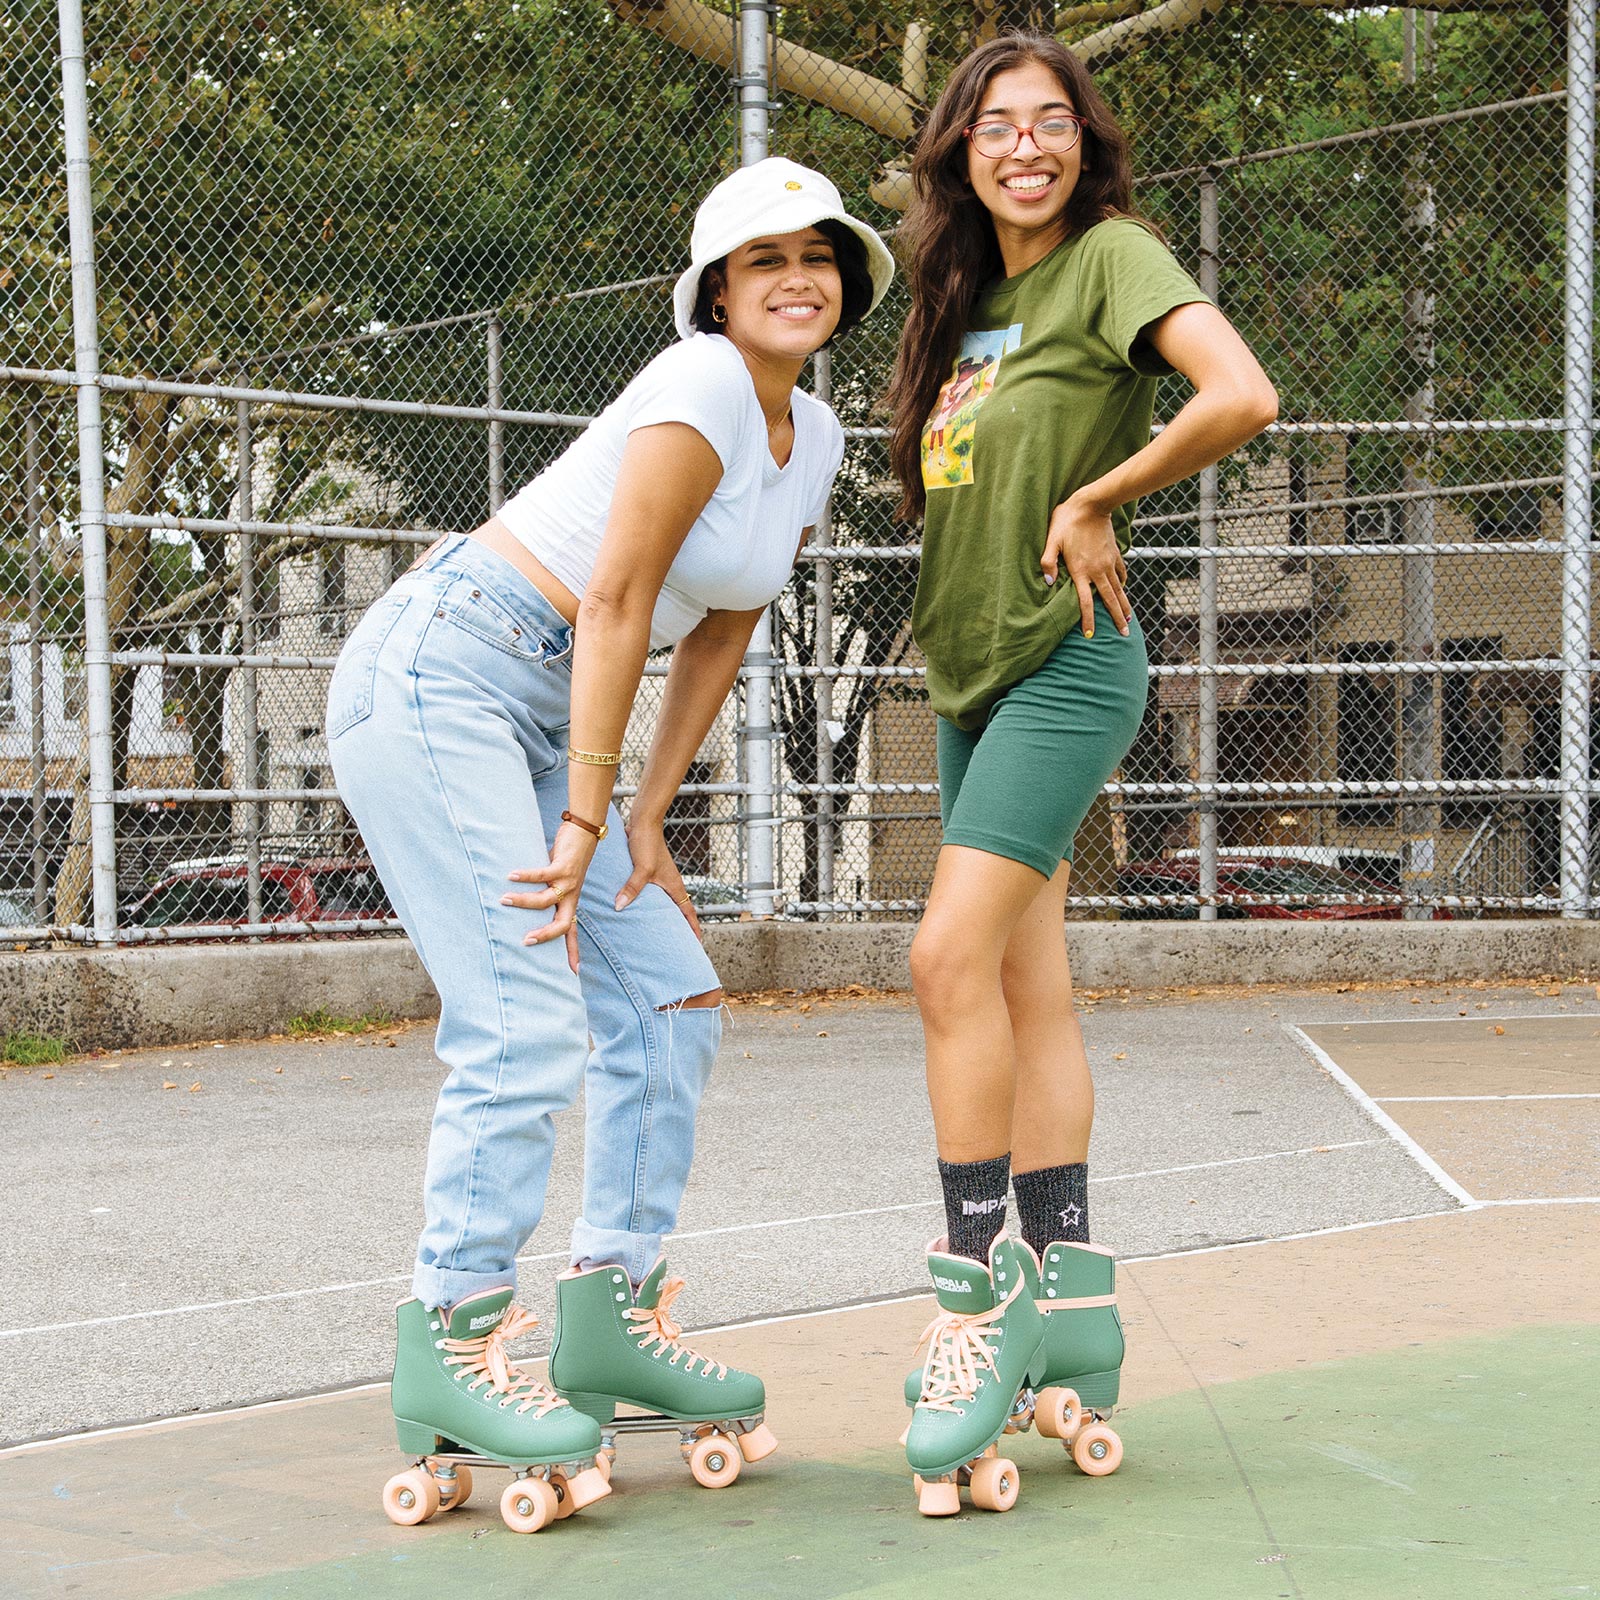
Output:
[1, 0, 1595, 943]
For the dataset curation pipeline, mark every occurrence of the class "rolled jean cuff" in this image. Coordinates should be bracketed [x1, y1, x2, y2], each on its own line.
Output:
[412, 1261, 517, 1312]
[569, 1217, 665, 1286]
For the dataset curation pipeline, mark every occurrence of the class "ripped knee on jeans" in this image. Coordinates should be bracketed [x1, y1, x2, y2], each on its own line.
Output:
[657, 988, 724, 1012]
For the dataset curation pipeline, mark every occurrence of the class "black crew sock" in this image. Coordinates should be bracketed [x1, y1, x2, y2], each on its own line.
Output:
[1013, 1162, 1089, 1254]
[938, 1153, 1011, 1262]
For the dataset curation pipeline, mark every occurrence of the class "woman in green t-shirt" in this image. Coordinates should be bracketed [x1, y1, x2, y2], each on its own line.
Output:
[885, 33, 1278, 1514]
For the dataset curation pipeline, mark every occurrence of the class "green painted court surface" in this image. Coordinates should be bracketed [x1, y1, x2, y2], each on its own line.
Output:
[181, 1325, 1595, 1600]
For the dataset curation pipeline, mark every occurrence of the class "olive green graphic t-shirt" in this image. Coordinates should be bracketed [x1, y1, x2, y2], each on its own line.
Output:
[912, 218, 1210, 731]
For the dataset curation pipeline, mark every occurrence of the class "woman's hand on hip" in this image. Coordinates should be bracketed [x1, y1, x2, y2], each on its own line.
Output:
[615, 819, 703, 940]
[502, 821, 600, 973]
[1041, 492, 1132, 638]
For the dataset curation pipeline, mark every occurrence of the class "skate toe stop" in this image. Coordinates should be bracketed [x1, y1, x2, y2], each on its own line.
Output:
[566, 1464, 612, 1508]
[738, 1423, 778, 1463]
[916, 1478, 961, 1517]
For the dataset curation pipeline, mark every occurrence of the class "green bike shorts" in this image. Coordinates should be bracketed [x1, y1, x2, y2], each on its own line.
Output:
[937, 600, 1149, 879]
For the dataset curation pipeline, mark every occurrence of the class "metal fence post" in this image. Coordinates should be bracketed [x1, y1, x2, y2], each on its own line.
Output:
[1400, 8, 1440, 918]
[24, 404, 49, 923]
[236, 385, 263, 925]
[738, 0, 777, 914]
[486, 313, 505, 515]
[1561, 0, 1596, 918]
[58, 0, 118, 941]
[1197, 171, 1220, 920]
[812, 347, 836, 917]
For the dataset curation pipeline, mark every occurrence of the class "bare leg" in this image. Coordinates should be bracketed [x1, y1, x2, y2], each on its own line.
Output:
[910, 844, 1053, 1162]
[1003, 862, 1093, 1171]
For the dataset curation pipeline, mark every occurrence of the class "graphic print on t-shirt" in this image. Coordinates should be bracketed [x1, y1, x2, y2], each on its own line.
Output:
[921, 324, 1023, 491]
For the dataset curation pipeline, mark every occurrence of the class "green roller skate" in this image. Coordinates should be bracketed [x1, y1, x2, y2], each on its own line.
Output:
[904, 1235, 1045, 1517]
[549, 1260, 777, 1489]
[1029, 1240, 1126, 1477]
[382, 1288, 611, 1534]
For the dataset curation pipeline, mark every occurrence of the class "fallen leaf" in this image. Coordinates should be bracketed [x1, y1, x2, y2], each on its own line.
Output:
[162, 1081, 176, 1090]
[189, 1082, 202, 1092]
[1112, 1051, 1127, 1061]
[1493, 1025, 1505, 1035]
[817, 1030, 828, 1037]
[274, 1065, 284, 1074]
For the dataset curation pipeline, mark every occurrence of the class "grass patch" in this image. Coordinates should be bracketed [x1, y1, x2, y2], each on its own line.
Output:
[2, 1032, 68, 1066]
[285, 1007, 394, 1038]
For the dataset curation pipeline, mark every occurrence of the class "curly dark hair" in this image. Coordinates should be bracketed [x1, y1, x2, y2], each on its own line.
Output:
[884, 33, 1162, 521]
[691, 219, 874, 347]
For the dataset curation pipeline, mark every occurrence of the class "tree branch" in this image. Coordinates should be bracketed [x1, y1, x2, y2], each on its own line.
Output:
[609, 0, 920, 139]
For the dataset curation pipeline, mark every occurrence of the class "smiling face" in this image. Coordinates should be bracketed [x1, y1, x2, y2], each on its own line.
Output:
[714, 227, 844, 362]
[965, 60, 1085, 274]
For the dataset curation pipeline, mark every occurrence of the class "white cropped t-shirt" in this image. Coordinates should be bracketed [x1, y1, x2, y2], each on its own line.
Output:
[497, 334, 845, 650]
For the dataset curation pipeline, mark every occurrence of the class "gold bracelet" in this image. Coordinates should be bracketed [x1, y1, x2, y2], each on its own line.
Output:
[568, 747, 622, 767]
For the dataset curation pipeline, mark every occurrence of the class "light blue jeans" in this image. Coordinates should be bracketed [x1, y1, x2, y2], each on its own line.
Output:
[327, 534, 724, 1308]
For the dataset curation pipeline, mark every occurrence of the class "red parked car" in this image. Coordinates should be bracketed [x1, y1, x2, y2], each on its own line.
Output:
[1116, 857, 1451, 920]
[125, 856, 394, 931]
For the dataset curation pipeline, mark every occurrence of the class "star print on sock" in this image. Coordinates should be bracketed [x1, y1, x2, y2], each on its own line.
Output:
[1059, 1204, 1083, 1231]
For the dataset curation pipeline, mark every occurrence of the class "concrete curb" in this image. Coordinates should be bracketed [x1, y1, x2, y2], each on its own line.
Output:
[4, 920, 1599, 1051]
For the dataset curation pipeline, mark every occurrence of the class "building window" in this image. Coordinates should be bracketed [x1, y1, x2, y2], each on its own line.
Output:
[0, 634, 14, 729]
[1336, 643, 1396, 826]
[319, 547, 347, 635]
[161, 663, 188, 731]
[1475, 489, 1542, 542]
[62, 648, 86, 723]
[1441, 637, 1503, 827]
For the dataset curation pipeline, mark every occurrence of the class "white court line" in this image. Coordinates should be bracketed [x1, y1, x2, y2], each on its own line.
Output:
[0, 1142, 1381, 1343]
[1286, 1026, 1479, 1207]
[1318, 1010, 1596, 1026]
[1477, 1195, 1600, 1206]
[1377, 1093, 1600, 1102]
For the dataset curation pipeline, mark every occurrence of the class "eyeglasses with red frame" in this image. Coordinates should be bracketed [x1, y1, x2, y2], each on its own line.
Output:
[963, 115, 1088, 159]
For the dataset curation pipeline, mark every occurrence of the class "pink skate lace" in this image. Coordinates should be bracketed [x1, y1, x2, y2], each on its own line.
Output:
[442, 1304, 567, 1418]
[626, 1276, 728, 1378]
[913, 1286, 1020, 1412]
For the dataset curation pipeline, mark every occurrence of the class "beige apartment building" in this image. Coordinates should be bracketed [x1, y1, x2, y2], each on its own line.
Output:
[867, 441, 1578, 907]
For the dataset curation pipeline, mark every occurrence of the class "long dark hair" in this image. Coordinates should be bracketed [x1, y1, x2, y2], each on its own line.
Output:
[885, 33, 1157, 521]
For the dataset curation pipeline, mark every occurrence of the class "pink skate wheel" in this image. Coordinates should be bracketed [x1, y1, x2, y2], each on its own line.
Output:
[1071, 1422, 1123, 1477]
[565, 1464, 612, 1509]
[969, 1455, 1021, 1513]
[382, 1466, 440, 1526]
[500, 1475, 559, 1533]
[916, 1477, 961, 1517]
[1036, 1387, 1083, 1442]
[738, 1423, 778, 1463]
[688, 1432, 743, 1489]
[436, 1463, 473, 1511]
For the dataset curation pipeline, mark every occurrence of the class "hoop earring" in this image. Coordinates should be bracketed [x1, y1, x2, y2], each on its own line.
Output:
[712, 304, 727, 325]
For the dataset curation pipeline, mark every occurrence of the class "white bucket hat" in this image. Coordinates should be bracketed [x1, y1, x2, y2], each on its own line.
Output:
[672, 157, 896, 340]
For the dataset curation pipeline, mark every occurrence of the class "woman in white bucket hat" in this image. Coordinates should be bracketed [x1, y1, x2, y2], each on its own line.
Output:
[329, 159, 891, 1528]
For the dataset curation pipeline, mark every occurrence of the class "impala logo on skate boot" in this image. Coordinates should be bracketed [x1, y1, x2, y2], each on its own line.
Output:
[961, 1197, 1005, 1215]
[932, 1275, 976, 1294]
[468, 1312, 502, 1331]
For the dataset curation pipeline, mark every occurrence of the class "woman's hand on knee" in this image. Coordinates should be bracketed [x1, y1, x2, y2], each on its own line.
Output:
[615, 820, 703, 940]
[503, 822, 598, 972]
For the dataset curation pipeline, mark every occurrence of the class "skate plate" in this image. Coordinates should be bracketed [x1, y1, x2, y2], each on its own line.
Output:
[382, 1448, 610, 1534]
[597, 1411, 777, 1488]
